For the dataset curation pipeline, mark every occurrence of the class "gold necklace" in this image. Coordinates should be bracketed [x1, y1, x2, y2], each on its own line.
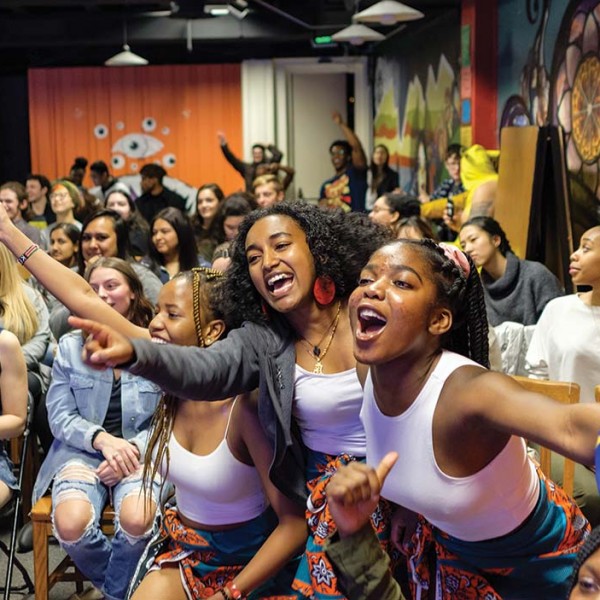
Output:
[298, 302, 342, 374]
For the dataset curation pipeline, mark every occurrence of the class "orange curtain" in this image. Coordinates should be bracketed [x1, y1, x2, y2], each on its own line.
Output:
[28, 65, 244, 193]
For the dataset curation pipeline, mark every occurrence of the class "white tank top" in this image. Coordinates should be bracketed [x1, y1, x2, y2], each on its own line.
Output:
[164, 399, 268, 525]
[362, 350, 539, 541]
[293, 365, 366, 456]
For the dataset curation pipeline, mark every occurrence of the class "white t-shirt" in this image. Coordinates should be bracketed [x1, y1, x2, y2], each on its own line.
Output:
[526, 294, 600, 403]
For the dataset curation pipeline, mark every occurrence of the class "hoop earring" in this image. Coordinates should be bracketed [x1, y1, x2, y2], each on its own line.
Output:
[313, 276, 336, 306]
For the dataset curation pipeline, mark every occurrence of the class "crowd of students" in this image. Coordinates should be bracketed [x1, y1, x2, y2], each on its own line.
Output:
[0, 126, 599, 600]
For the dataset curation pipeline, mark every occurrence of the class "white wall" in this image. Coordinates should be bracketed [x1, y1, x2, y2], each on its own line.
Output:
[241, 57, 372, 199]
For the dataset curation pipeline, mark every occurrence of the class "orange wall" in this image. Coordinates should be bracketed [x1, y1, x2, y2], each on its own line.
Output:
[28, 64, 244, 193]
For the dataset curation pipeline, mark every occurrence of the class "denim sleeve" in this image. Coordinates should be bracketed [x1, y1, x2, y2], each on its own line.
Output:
[325, 524, 404, 600]
[46, 339, 104, 454]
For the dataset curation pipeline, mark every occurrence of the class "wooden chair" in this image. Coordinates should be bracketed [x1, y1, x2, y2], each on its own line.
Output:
[31, 496, 115, 600]
[511, 376, 580, 497]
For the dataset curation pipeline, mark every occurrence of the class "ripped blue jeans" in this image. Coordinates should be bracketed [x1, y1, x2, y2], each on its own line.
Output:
[51, 461, 159, 600]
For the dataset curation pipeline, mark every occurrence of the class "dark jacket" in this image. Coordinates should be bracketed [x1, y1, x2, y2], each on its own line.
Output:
[128, 317, 307, 505]
[220, 143, 283, 191]
[137, 187, 187, 224]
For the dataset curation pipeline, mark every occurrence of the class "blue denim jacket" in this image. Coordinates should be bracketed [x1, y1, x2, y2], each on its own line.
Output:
[33, 331, 162, 504]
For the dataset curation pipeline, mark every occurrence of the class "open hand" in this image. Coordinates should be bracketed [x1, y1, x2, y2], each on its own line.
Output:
[328, 452, 398, 538]
[217, 131, 227, 145]
[332, 111, 343, 126]
[69, 316, 135, 370]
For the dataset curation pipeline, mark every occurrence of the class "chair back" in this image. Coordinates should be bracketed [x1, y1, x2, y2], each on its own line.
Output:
[595, 385, 600, 404]
[511, 376, 580, 497]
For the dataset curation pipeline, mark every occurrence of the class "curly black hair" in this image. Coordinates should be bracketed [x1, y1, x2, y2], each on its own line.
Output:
[379, 238, 489, 368]
[222, 202, 392, 328]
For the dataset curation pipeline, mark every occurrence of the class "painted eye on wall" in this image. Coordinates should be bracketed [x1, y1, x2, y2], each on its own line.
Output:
[163, 153, 177, 167]
[142, 117, 157, 132]
[112, 133, 164, 159]
[111, 155, 125, 169]
[94, 124, 109, 139]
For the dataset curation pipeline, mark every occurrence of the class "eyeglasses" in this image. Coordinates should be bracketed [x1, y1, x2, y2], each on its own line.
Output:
[371, 206, 393, 213]
[50, 192, 69, 200]
[330, 149, 347, 157]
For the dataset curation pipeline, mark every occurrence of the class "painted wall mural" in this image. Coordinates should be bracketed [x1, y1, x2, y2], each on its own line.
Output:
[373, 18, 461, 196]
[498, 0, 600, 235]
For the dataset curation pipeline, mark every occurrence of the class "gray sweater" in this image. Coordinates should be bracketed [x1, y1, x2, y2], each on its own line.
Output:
[482, 252, 564, 326]
[128, 317, 307, 505]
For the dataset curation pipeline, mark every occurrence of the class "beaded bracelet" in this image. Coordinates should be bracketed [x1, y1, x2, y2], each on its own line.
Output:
[17, 243, 40, 266]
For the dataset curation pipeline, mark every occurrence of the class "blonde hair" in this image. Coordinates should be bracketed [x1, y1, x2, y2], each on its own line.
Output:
[252, 173, 283, 194]
[0, 244, 38, 344]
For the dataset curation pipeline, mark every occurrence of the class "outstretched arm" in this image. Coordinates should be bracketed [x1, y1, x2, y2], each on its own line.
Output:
[333, 111, 367, 170]
[217, 130, 247, 175]
[0, 204, 148, 341]
[462, 369, 600, 465]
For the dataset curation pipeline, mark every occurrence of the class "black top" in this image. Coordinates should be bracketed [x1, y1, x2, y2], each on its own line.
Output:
[137, 187, 187, 224]
[102, 373, 123, 438]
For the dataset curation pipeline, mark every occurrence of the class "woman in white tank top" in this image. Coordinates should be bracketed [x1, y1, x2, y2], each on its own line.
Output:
[326, 239, 600, 600]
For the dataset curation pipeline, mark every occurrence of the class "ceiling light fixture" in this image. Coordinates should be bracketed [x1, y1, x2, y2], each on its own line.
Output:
[204, 4, 230, 16]
[104, 20, 148, 67]
[331, 23, 385, 45]
[354, 0, 424, 25]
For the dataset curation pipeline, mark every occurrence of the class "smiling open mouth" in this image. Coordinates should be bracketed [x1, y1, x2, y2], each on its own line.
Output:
[357, 307, 387, 337]
[266, 273, 294, 296]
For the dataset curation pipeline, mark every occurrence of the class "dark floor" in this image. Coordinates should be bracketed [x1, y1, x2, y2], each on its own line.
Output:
[0, 511, 91, 600]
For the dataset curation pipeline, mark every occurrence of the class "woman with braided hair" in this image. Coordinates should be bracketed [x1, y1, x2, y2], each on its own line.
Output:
[65, 202, 393, 599]
[322, 238, 598, 599]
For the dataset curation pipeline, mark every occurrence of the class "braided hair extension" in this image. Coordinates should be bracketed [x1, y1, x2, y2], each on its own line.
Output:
[392, 238, 489, 368]
[568, 526, 600, 594]
[141, 267, 227, 506]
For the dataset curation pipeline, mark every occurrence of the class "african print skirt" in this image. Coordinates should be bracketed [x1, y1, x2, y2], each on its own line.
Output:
[292, 450, 395, 600]
[127, 506, 300, 599]
[404, 470, 589, 600]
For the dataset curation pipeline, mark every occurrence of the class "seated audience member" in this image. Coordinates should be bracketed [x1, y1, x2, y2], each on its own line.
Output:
[320, 111, 368, 213]
[418, 143, 464, 204]
[526, 225, 600, 526]
[254, 161, 295, 192]
[49, 209, 162, 340]
[136, 164, 187, 225]
[365, 144, 398, 211]
[41, 180, 82, 249]
[368, 193, 421, 238]
[66, 156, 88, 189]
[0, 330, 27, 512]
[0, 243, 51, 452]
[32, 258, 161, 600]
[33, 223, 81, 314]
[568, 526, 600, 598]
[396, 215, 437, 241]
[106, 190, 150, 259]
[25, 174, 56, 230]
[146, 207, 203, 283]
[89, 160, 132, 204]
[210, 193, 255, 269]
[253, 174, 285, 208]
[459, 216, 563, 326]
[190, 183, 225, 263]
[217, 130, 283, 192]
[0, 181, 42, 245]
